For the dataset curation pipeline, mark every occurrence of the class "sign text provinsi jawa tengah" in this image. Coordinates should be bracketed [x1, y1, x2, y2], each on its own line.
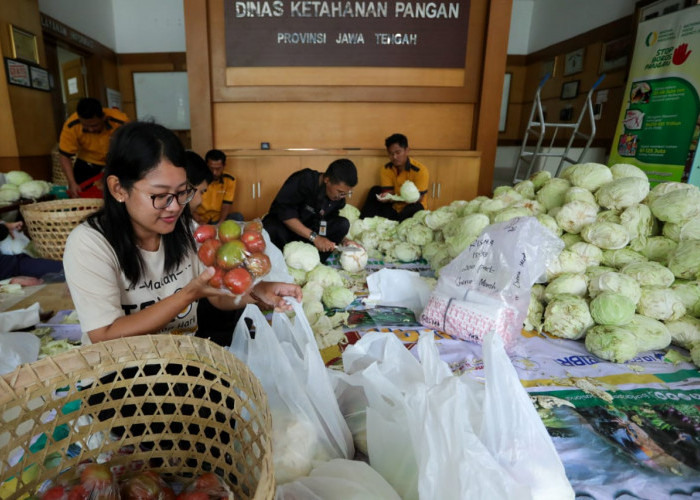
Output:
[224, 0, 471, 67]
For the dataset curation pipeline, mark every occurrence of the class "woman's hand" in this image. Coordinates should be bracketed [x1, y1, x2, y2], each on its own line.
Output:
[184, 267, 234, 301]
[252, 281, 302, 311]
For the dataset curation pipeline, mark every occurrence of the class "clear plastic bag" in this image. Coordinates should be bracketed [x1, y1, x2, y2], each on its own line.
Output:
[420, 217, 563, 348]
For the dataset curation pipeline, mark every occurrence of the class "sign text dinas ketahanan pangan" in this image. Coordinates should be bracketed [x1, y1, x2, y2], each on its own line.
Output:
[225, 0, 470, 67]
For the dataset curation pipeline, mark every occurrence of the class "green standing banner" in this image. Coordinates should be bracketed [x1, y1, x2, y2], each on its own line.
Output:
[609, 5, 700, 186]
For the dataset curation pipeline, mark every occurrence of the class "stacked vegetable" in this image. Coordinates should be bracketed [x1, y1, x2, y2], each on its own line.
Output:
[283, 241, 355, 348]
[335, 163, 700, 365]
[0, 170, 52, 205]
[194, 220, 271, 296]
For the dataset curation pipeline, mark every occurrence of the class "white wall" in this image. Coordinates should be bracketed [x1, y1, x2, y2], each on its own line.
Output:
[38, 0, 184, 53]
[112, 0, 185, 53]
[508, 1, 535, 55]
[38, 0, 117, 50]
[525, 0, 638, 53]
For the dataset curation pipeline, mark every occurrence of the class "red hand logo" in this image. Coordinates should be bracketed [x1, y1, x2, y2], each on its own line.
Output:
[673, 43, 692, 65]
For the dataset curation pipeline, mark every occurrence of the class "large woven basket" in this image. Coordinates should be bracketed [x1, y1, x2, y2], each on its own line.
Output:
[0, 335, 274, 499]
[20, 198, 103, 260]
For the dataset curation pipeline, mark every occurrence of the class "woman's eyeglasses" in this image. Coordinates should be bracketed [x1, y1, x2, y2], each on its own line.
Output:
[131, 185, 195, 209]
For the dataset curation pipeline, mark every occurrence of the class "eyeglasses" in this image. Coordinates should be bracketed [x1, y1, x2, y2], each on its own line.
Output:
[334, 188, 352, 198]
[131, 185, 195, 209]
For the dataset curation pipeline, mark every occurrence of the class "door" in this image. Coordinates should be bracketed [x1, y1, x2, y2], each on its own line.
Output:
[62, 57, 86, 116]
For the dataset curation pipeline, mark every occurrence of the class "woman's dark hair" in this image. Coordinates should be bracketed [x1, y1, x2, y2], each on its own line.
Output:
[87, 121, 195, 288]
[325, 158, 357, 187]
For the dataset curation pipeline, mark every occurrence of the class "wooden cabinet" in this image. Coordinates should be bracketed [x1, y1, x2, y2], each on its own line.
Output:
[421, 154, 481, 210]
[224, 149, 481, 220]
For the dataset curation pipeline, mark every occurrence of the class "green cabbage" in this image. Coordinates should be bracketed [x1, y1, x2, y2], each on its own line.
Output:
[596, 210, 622, 224]
[322, 285, 355, 309]
[514, 180, 536, 199]
[589, 292, 636, 326]
[535, 214, 562, 237]
[564, 186, 597, 206]
[392, 242, 421, 262]
[307, 264, 344, 288]
[588, 271, 641, 304]
[665, 315, 700, 350]
[637, 286, 686, 321]
[672, 281, 700, 317]
[667, 240, 700, 280]
[536, 178, 571, 211]
[561, 233, 584, 248]
[627, 314, 671, 352]
[621, 261, 675, 287]
[649, 186, 700, 223]
[646, 181, 696, 205]
[568, 242, 603, 268]
[609, 163, 648, 181]
[529, 170, 552, 190]
[568, 162, 613, 191]
[544, 273, 589, 302]
[580, 221, 630, 250]
[585, 324, 638, 363]
[545, 249, 587, 280]
[543, 294, 594, 339]
[620, 204, 657, 240]
[284, 241, 321, 271]
[600, 248, 647, 269]
[595, 177, 649, 210]
[555, 201, 599, 234]
[338, 204, 361, 223]
[4, 170, 33, 186]
[629, 236, 678, 265]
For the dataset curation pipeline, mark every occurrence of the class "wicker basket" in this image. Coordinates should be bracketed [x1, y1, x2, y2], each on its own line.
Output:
[51, 145, 69, 186]
[20, 198, 103, 260]
[0, 335, 274, 499]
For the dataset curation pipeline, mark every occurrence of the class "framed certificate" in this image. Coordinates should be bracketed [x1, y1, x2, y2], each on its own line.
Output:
[9, 25, 39, 64]
[5, 58, 31, 88]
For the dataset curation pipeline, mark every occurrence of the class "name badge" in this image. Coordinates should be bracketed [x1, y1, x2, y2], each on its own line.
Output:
[319, 220, 327, 236]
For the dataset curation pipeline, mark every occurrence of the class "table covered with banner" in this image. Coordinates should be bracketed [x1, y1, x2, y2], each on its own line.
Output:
[322, 252, 700, 500]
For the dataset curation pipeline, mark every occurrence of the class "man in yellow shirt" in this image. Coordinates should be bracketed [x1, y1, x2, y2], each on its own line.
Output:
[361, 133, 429, 221]
[193, 149, 243, 224]
[59, 97, 128, 198]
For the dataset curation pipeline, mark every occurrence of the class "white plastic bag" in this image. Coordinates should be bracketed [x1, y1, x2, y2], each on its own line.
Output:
[365, 269, 433, 318]
[229, 304, 352, 484]
[337, 330, 574, 500]
[0, 231, 30, 255]
[420, 217, 563, 348]
[275, 458, 401, 500]
[0, 332, 40, 375]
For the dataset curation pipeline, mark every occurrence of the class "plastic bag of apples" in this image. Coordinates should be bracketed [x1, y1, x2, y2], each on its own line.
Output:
[194, 219, 271, 296]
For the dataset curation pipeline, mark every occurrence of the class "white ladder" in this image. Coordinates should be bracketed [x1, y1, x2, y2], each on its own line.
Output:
[512, 74, 605, 184]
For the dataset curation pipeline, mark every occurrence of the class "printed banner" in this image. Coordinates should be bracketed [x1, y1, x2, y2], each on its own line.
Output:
[224, 0, 470, 67]
[609, 5, 700, 185]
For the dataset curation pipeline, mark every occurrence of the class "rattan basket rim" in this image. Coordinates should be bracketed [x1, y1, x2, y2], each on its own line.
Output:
[19, 198, 104, 217]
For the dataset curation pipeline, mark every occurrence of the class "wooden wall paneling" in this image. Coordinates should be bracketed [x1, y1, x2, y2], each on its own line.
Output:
[213, 102, 474, 151]
[475, 0, 513, 196]
[184, 0, 213, 154]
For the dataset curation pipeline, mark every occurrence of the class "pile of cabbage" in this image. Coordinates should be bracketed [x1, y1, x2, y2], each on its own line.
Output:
[341, 163, 700, 365]
[0, 170, 52, 204]
[283, 241, 355, 348]
[509, 163, 699, 365]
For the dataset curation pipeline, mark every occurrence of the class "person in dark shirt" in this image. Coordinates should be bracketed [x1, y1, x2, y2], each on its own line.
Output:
[263, 159, 358, 260]
[0, 221, 63, 283]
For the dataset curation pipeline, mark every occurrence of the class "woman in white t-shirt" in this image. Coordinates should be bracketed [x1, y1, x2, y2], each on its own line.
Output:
[64, 121, 301, 344]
